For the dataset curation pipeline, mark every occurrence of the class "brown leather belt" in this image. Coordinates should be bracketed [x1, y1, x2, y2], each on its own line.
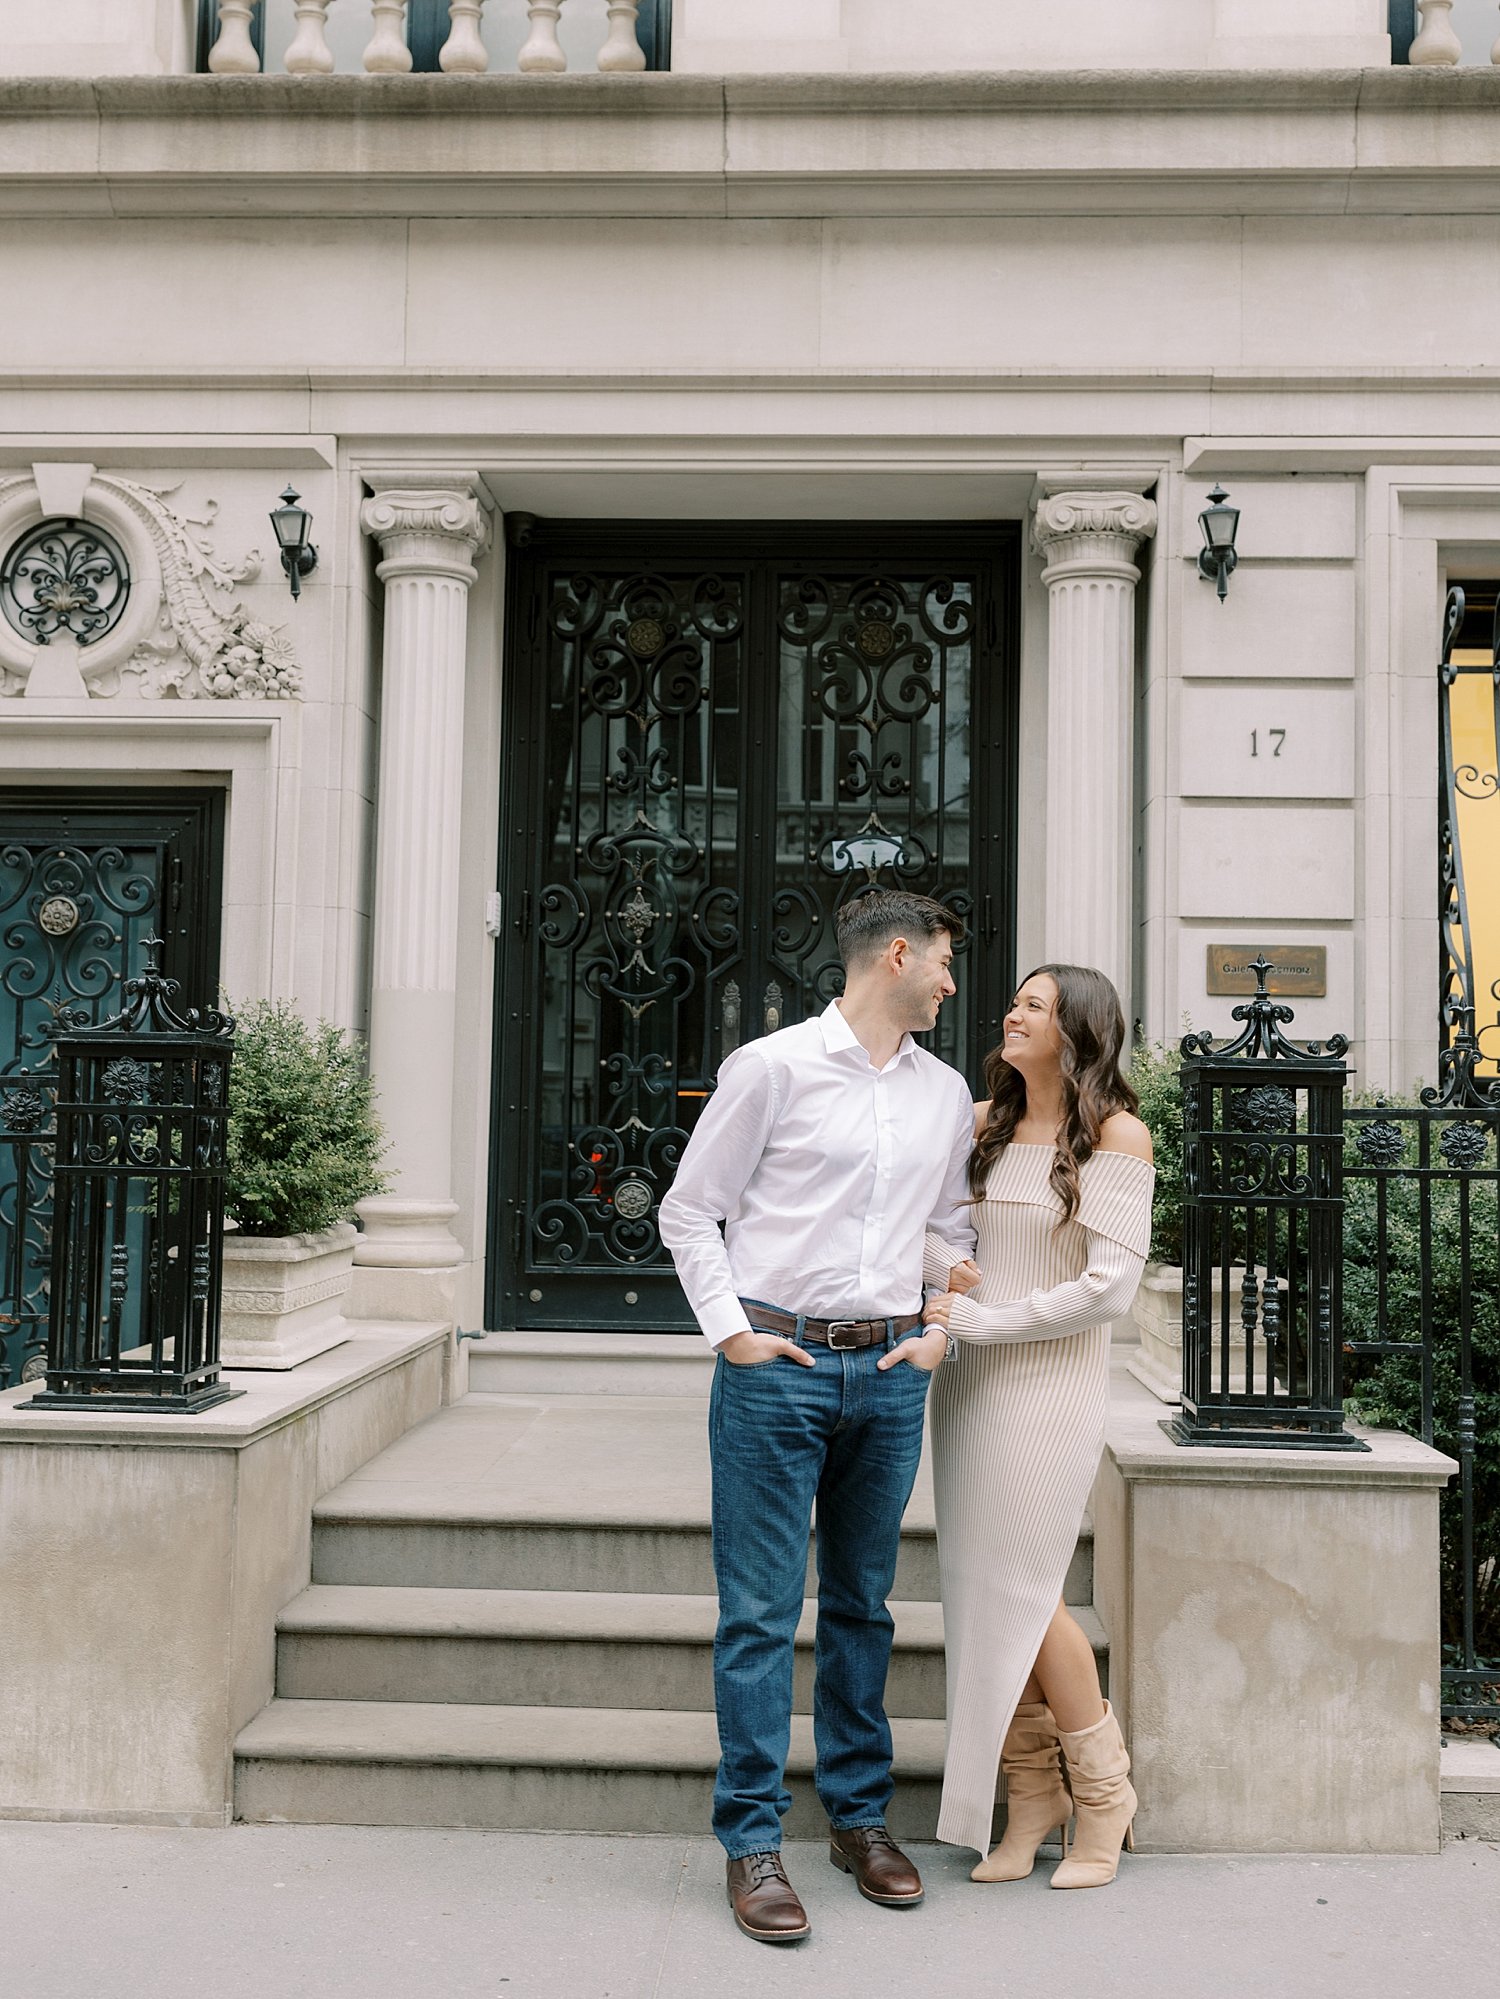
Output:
[738, 1299, 923, 1350]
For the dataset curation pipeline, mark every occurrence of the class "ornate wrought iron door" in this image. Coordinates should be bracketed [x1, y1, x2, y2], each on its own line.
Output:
[489, 523, 1018, 1330]
[0, 791, 222, 1388]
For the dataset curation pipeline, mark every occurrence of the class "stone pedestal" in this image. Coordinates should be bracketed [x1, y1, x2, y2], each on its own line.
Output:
[354, 475, 489, 1325]
[1032, 482, 1157, 1002]
[1092, 1357, 1455, 1854]
[0, 1326, 446, 1824]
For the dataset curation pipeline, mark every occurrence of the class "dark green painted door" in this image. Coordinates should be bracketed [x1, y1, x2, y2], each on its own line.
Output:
[0, 790, 223, 1389]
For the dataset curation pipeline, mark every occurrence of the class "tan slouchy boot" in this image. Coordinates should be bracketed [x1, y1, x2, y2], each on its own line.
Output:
[1050, 1701, 1136, 1889]
[970, 1703, 1072, 1883]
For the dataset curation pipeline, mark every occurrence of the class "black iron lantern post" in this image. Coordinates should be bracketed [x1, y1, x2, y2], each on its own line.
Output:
[23, 941, 240, 1413]
[270, 485, 317, 601]
[1165, 958, 1366, 1450]
[1197, 484, 1240, 601]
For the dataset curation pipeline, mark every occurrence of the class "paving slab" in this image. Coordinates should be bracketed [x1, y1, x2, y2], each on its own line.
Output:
[0, 1823, 1496, 1999]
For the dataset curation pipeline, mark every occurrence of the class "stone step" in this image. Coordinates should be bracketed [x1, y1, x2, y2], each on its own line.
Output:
[277, 1584, 1108, 1719]
[234, 1701, 961, 1839]
[312, 1501, 1093, 1607]
[310, 1391, 1094, 1604]
[466, 1331, 713, 1398]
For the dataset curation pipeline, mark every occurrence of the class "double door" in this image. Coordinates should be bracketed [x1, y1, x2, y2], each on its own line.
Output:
[488, 523, 1018, 1330]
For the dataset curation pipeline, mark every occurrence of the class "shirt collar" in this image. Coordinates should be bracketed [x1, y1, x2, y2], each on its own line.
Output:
[819, 999, 917, 1070]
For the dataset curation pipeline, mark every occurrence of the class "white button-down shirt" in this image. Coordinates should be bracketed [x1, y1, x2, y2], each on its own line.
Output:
[658, 1000, 978, 1349]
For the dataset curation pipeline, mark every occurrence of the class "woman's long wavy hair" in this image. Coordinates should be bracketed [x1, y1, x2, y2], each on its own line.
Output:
[969, 963, 1138, 1223]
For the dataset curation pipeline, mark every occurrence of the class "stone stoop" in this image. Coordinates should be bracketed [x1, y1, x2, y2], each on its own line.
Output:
[233, 1372, 1107, 1838]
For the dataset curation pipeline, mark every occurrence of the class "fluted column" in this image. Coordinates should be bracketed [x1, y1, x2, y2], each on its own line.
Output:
[355, 476, 489, 1295]
[1031, 484, 1157, 1004]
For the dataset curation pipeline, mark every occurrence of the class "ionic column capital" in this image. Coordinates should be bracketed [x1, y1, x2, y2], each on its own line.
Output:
[1032, 488, 1158, 586]
[359, 475, 490, 585]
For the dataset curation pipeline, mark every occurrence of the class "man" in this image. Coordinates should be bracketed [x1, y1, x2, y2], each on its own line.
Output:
[659, 889, 979, 1945]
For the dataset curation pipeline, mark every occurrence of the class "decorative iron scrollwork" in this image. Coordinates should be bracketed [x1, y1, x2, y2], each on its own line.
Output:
[1, 517, 130, 647]
[1429, 584, 1500, 1110]
[1353, 1114, 1405, 1166]
[1438, 1120, 1489, 1169]
[501, 536, 997, 1319]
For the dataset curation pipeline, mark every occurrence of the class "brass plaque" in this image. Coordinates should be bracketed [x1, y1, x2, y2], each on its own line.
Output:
[1206, 945, 1327, 999]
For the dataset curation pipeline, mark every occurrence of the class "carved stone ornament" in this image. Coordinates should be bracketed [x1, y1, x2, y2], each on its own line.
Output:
[0, 471, 303, 701]
[1031, 489, 1159, 581]
[359, 483, 490, 583]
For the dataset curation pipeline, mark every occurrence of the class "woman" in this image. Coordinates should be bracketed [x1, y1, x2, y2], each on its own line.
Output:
[921, 964, 1154, 1889]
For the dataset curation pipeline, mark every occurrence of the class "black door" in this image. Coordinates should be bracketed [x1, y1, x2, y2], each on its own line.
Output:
[488, 522, 1019, 1331]
[0, 790, 223, 1388]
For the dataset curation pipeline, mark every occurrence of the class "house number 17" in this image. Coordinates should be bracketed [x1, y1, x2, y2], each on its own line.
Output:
[1250, 729, 1286, 758]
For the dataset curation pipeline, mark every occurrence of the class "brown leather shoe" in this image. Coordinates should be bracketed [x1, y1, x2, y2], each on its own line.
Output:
[829, 1825, 925, 1906]
[726, 1852, 810, 1943]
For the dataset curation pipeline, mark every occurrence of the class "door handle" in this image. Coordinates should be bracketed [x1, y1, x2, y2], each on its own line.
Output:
[720, 980, 741, 1063]
[763, 980, 783, 1035]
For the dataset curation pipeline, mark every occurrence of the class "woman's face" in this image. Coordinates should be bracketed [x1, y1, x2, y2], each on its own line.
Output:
[999, 972, 1063, 1073]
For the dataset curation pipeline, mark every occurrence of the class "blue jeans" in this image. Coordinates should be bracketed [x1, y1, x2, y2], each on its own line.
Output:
[707, 1324, 931, 1858]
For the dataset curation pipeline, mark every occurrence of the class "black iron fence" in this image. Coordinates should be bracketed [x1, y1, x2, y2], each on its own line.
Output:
[1344, 1095, 1499, 1721]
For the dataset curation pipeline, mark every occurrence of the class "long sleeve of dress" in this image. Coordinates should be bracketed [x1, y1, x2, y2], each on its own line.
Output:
[945, 1231, 1145, 1346]
[921, 1092, 978, 1289]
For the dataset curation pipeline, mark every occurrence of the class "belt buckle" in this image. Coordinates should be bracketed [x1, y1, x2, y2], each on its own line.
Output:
[826, 1320, 865, 1350]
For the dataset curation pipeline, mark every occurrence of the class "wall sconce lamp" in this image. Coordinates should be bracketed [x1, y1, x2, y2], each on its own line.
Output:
[270, 486, 318, 601]
[1197, 484, 1240, 602]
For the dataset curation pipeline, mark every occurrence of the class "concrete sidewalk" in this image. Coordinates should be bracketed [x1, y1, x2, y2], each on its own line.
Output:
[2, 1823, 1496, 1999]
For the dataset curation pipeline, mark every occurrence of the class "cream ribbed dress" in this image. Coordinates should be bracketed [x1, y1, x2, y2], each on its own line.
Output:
[924, 1143, 1155, 1856]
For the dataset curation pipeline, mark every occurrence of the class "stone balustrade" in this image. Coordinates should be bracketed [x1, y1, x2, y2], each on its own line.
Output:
[208, 0, 647, 77]
[1410, 0, 1500, 65]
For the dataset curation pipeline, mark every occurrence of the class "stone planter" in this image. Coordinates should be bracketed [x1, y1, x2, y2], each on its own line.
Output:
[1126, 1260, 1249, 1406]
[219, 1221, 357, 1371]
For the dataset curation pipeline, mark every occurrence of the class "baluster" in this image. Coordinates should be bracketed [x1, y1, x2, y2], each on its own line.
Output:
[440, 0, 489, 71]
[519, 0, 567, 73]
[598, 0, 646, 71]
[364, 0, 414, 72]
[1410, 0, 1462, 64]
[286, 1, 336, 74]
[207, 2, 261, 74]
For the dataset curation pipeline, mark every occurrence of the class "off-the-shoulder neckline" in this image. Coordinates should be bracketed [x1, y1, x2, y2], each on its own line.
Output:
[999, 1143, 1153, 1164]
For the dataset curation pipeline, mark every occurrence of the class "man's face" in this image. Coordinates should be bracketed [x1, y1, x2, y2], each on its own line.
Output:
[892, 929, 956, 1032]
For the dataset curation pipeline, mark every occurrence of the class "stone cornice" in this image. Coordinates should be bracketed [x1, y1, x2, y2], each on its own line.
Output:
[3, 69, 1500, 221]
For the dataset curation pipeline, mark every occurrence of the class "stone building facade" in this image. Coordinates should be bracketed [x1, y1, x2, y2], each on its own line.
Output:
[2, 3, 1499, 1351]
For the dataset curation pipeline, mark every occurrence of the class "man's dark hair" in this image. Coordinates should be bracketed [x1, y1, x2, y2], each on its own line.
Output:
[834, 888, 963, 969]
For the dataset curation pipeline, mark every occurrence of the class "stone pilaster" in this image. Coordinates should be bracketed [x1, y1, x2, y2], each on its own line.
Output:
[1031, 484, 1158, 1006]
[353, 475, 489, 1314]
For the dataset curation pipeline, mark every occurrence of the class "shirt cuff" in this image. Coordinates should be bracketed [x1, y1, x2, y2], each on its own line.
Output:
[696, 1292, 755, 1349]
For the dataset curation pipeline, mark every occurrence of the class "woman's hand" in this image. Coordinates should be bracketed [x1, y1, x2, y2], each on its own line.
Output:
[947, 1258, 982, 1296]
[923, 1291, 957, 1330]
[876, 1325, 949, 1374]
